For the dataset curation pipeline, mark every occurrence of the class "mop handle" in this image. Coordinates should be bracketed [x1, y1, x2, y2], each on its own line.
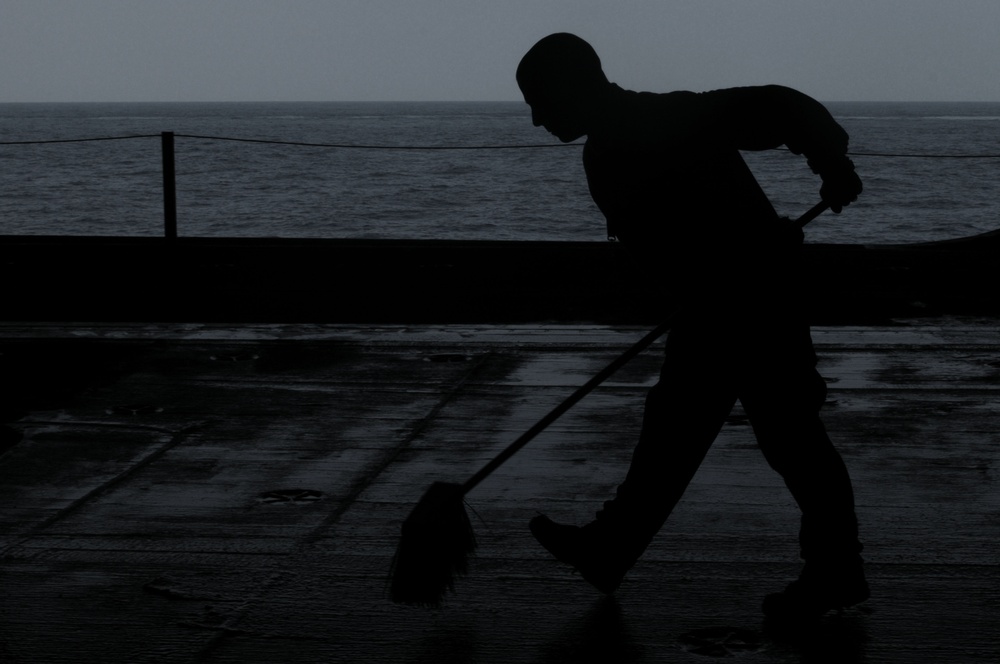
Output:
[797, 200, 830, 228]
[459, 201, 828, 496]
[460, 318, 673, 494]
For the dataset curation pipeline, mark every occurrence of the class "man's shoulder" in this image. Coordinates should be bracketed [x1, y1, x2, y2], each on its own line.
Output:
[589, 88, 705, 149]
[624, 87, 698, 107]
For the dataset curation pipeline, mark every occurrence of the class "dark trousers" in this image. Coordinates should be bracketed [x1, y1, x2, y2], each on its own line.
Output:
[599, 298, 862, 567]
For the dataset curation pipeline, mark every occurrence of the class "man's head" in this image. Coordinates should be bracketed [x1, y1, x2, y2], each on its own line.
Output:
[516, 33, 610, 142]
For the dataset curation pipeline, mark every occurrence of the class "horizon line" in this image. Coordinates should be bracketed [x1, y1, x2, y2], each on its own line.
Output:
[2, 98, 1000, 105]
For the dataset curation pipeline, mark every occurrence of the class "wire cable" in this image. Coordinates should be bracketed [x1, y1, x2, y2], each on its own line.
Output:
[0, 135, 160, 145]
[171, 133, 577, 150]
[1, 132, 999, 158]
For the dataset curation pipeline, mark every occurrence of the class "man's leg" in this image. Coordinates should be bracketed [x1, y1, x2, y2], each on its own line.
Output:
[531, 323, 738, 593]
[738, 332, 868, 617]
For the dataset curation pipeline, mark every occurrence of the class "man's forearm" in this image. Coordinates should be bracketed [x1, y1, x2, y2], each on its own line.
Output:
[701, 85, 861, 211]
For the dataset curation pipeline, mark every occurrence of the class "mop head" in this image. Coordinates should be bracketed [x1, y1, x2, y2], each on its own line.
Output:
[389, 481, 476, 606]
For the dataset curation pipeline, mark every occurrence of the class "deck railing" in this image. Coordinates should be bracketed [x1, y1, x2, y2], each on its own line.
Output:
[2, 130, 997, 239]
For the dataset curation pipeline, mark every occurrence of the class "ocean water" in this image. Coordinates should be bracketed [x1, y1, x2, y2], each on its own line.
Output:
[1, 101, 998, 244]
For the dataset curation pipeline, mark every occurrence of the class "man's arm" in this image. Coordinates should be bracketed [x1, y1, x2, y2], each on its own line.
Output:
[698, 84, 862, 212]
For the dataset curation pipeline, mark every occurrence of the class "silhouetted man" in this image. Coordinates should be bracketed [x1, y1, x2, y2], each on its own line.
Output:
[517, 33, 867, 620]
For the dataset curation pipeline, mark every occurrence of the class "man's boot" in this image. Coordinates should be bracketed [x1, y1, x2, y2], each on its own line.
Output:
[763, 514, 869, 619]
[762, 554, 869, 619]
[529, 514, 649, 595]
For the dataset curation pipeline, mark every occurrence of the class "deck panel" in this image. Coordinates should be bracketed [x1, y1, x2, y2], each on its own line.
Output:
[1, 321, 997, 662]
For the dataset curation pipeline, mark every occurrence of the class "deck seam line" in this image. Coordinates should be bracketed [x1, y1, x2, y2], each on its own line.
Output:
[188, 353, 496, 661]
[0, 422, 213, 558]
[298, 351, 496, 545]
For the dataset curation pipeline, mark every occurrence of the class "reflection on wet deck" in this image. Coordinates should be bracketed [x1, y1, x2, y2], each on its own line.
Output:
[1, 321, 997, 663]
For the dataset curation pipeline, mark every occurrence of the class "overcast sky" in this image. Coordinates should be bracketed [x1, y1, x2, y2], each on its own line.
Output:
[2, 1, 998, 103]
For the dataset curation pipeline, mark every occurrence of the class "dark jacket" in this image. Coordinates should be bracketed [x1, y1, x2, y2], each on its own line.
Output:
[582, 84, 849, 303]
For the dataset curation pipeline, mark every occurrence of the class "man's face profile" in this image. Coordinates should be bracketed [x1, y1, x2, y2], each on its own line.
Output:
[521, 88, 588, 143]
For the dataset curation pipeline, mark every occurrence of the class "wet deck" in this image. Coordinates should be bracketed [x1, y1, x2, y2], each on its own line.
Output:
[1, 320, 997, 663]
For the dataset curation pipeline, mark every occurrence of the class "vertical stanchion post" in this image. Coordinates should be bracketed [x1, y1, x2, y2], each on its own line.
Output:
[161, 131, 177, 239]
